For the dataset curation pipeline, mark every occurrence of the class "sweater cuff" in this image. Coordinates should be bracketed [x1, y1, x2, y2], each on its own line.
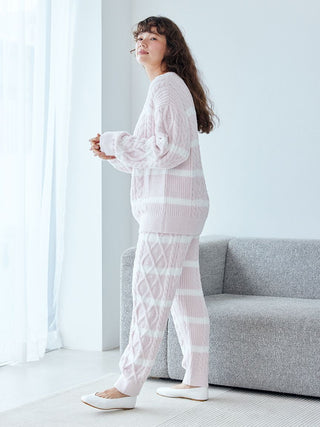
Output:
[100, 131, 116, 156]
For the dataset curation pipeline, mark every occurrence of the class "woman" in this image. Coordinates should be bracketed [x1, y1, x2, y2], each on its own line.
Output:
[82, 16, 219, 411]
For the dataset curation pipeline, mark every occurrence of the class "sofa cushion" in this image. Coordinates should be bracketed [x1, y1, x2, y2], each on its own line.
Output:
[223, 238, 320, 298]
[167, 293, 320, 397]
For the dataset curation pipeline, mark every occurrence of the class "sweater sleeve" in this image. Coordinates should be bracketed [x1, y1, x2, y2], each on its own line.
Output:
[99, 94, 191, 170]
[102, 157, 132, 174]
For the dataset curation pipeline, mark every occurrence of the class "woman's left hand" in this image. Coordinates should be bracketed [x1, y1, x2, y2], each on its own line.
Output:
[89, 133, 116, 160]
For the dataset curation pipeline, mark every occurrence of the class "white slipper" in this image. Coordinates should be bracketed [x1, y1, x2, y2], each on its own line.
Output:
[156, 386, 208, 401]
[81, 392, 137, 410]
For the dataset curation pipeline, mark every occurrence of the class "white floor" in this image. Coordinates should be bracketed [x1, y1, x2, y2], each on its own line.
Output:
[1, 347, 319, 426]
[0, 347, 122, 413]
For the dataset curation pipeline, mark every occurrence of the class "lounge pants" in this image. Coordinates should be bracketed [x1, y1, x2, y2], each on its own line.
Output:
[113, 231, 210, 397]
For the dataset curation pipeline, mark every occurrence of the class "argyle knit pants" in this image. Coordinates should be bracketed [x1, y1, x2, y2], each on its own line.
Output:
[113, 231, 210, 397]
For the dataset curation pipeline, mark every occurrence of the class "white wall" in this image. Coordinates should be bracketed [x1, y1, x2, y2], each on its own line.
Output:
[101, 0, 134, 349]
[132, 0, 320, 239]
[59, 0, 103, 350]
[60, 0, 134, 351]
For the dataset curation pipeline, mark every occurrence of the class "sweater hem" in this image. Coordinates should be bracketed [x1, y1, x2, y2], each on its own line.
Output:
[137, 214, 206, 236]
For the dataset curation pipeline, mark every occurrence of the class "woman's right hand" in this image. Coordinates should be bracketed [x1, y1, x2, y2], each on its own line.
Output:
[89, 133, 116, 160]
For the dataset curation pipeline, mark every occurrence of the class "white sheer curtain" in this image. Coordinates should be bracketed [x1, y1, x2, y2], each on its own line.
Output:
[0, 0, 76, 364]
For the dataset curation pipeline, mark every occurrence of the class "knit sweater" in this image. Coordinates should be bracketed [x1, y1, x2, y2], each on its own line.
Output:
[100, 71, 210, 236]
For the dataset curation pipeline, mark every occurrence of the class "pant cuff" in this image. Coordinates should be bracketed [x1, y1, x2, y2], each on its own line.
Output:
[183, 371, 209, 388]
[113, 375, 141, 397]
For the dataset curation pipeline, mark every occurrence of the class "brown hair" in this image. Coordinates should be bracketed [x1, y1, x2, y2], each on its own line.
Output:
[131, 16, 220, 134]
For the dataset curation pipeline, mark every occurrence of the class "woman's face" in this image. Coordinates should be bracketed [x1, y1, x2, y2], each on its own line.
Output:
[135, 26, 168, 70]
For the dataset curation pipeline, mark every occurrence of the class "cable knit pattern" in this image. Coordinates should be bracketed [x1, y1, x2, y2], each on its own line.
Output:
[100, 71, 210, 235]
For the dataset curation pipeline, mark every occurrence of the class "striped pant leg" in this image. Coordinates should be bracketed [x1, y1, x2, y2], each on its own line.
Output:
[113, 231, 194, 397]
[170, 236, 210, 387]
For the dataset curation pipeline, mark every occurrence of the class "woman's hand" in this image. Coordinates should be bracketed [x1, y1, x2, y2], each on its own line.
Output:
[89, 133, 116, 160]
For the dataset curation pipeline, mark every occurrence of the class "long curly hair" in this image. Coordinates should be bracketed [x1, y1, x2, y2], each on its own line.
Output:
[131, 16, 220, 134]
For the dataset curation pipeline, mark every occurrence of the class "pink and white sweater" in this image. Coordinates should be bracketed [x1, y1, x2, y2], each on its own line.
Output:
[100, 71, 210, 236]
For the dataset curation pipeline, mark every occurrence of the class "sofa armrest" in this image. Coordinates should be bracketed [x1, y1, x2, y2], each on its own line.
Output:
[120, 235, 233, 312]
[119, 246, 136, 355]
[199, 234, 233, 296]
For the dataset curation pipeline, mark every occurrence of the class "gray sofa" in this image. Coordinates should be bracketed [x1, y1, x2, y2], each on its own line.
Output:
[119, 235, 320, 398]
